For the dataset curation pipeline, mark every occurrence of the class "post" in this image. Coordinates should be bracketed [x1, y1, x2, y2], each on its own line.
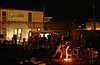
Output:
[43, 6, 45, 31]
[92, 0, 95, 30]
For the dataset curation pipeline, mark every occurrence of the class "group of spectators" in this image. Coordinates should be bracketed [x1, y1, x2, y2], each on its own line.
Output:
[0, 32, 100, 63]
[0, 33, 71, 62]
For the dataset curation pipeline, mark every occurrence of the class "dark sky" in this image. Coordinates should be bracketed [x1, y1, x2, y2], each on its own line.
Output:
[0, 0, 100, 23]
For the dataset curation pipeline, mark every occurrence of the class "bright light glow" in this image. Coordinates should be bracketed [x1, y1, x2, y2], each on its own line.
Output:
[82, 24, 84, 26]
[79, 26, 81, 28]
[37, 27, 41, 31]
[96, 28, 100, 30]
[40, 33, 50, 38]
[64, 58, 71, 61]
[40, 33, 44, 37]
[64, 46, 72, 62]
[45, 33, 50, 38]
[86, 28, 93, 30]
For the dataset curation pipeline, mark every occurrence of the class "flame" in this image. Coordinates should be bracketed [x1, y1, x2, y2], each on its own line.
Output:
[64, 58, 71, 61]
[64, 46, 71, 62]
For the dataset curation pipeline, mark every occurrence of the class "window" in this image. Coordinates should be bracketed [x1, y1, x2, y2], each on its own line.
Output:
[28, 12, 32, 22]
[14, 28, 22, 38]
[2, 11, 6, 22]
[2, 28, 6, 36]
[2, 11, 6, 16]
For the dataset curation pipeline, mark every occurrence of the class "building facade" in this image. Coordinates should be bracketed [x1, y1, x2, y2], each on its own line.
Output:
[44, 22, 72, 35]
[0, 8, 44, 41]
[86, 21, 100, 30]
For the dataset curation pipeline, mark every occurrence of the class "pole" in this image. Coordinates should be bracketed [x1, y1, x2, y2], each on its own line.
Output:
[43, 6, 45, 31]
[92, 0, 95, 30]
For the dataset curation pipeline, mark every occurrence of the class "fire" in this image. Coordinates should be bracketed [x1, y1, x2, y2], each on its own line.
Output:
[64, 46, 72, 62]
[64, 58, 71, 61]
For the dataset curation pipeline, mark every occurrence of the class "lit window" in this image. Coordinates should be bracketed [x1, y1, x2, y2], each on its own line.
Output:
[2, 28, 6, 36]
[14, 28, 22, 38]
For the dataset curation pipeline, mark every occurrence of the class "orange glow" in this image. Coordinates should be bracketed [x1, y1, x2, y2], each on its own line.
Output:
[63, 46, 72, 62]
[86, 28, 93, 30]
[64, 58, 71, 61]
[96, 28, 100, 30]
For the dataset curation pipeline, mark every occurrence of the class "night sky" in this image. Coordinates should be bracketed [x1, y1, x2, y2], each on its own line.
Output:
[0, 0, 100, 23]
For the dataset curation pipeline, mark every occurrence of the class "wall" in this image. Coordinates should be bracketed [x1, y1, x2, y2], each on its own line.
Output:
[0, 9, 44, 22]
[0, 8, 44, 41]
[32, 11, 44, 22]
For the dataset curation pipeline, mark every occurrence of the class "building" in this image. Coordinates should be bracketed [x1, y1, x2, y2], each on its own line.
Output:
[44, 22, 72, 35]
[85, 20, 100, 30]
[0, 8, 44, 41]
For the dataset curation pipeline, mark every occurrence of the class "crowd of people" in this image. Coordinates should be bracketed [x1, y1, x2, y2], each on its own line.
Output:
[0, 32, 100, 64]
